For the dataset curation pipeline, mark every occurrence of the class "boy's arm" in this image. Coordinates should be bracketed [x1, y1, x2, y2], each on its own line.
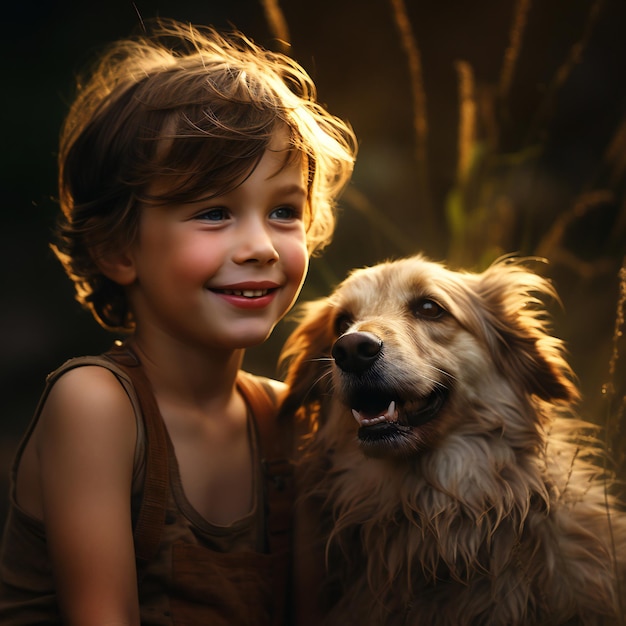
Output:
[36, 366, 140, 626]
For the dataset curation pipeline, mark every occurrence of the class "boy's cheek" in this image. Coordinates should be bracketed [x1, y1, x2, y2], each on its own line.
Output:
[283, 243, 309, 301]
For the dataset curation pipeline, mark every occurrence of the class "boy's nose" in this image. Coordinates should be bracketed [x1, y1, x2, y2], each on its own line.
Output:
[233, 221, 279, 265]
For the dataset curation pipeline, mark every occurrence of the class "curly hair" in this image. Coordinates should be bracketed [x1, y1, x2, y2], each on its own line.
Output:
[53, 18, 357, 331]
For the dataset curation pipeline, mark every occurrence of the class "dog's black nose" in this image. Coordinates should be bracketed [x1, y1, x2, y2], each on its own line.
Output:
[332, 331, 382, 374]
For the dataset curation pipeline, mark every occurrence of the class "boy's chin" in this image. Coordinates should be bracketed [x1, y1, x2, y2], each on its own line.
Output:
[224, 326, 278, 350]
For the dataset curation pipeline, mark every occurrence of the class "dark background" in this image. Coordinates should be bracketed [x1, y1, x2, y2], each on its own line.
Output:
[2, 0, 626, 524]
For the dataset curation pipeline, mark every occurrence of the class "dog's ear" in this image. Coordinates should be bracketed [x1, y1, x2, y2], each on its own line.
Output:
[278, 298, 337, 422]
[474, 261, 579, 404]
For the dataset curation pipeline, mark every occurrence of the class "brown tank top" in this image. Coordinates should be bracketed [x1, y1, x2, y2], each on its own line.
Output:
[0, 342, 295, 625]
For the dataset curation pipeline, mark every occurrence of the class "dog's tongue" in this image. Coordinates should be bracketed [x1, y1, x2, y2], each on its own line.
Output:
[352, 401, 398, 426]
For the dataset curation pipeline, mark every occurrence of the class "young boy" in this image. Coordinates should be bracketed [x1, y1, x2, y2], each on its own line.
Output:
[0, 18, 356, 625]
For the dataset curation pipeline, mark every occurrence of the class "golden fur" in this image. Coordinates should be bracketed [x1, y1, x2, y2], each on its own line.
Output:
[280, 255, 626, 626]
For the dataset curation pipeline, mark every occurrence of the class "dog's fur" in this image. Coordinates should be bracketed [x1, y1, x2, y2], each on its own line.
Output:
[280, 255, 626, 626]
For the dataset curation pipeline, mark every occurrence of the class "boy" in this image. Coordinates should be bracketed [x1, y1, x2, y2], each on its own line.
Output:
[0, 18, 356, 625]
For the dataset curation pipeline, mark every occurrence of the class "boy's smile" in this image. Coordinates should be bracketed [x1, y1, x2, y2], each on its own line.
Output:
[125, 127, 309, 352]
[210, 281, 281, 309]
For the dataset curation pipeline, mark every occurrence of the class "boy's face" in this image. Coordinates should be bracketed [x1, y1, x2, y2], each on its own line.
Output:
[124, 128, 309, 352]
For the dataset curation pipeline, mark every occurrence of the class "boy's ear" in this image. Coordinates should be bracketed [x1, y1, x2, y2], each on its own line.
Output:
[92, 247, 137, 286]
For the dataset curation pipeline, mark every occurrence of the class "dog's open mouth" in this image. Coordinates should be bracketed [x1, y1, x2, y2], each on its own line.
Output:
[350, 387, 449, 444]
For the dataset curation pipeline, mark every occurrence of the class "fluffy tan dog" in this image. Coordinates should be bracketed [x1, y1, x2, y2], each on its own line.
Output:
[280, 255, 626, 626]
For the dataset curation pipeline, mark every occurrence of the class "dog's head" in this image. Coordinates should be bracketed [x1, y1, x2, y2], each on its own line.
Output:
[280, 255, 578, 459]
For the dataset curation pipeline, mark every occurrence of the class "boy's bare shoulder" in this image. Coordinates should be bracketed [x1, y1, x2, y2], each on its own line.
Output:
[39, 364, 137, 443]
[48, 364, 131, 406]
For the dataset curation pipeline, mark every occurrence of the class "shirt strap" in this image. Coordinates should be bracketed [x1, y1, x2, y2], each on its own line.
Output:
[103, 342, 170, 572]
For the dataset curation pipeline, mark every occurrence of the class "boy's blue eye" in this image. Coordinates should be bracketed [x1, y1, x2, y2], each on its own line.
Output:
[197, 208, 228, 221]
[270, 206, 299, 220]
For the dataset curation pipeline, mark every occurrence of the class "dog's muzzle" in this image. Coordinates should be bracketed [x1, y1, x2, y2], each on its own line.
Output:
[331, 330, 450, 455]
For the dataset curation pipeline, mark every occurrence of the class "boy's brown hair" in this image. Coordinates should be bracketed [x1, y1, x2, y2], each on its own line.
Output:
[54, 18, 357, 331]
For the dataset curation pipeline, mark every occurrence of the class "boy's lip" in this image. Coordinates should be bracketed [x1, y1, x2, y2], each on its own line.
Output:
[207, 280, 281, 309]
[212, 280, 281, 291]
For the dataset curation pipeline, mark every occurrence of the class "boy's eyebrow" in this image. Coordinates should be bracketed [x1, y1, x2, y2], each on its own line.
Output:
[275, 183, 307, 196]
[183, 182, 306, 207]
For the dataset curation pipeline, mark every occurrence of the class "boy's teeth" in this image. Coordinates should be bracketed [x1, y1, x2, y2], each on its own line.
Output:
[352, 400, 398, 426]
[222, 289, 268, 297]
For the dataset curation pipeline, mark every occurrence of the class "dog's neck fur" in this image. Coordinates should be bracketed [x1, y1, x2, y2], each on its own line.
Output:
[301, 397, 623, 625]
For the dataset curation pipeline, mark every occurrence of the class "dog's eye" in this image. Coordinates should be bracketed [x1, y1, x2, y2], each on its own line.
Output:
[334, 314, 353, 335]
[412, 298, 445, 319]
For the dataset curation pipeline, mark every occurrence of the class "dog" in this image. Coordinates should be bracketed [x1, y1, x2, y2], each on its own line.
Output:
[280, 254, 626, 626]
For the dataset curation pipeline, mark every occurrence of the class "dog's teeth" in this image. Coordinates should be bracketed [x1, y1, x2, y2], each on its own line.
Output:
[353, 401, 399, 427]
[362, 415, 386, 426]
[386, 400, 398, 422]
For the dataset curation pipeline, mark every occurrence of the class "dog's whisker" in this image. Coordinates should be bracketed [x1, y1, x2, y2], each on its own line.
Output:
[421, 363, 458, 382]
[437, 370, 458, 383]
[416, 374, 450, 390]
[306, 356, 334, 363]
[305, 368, 333, 400]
